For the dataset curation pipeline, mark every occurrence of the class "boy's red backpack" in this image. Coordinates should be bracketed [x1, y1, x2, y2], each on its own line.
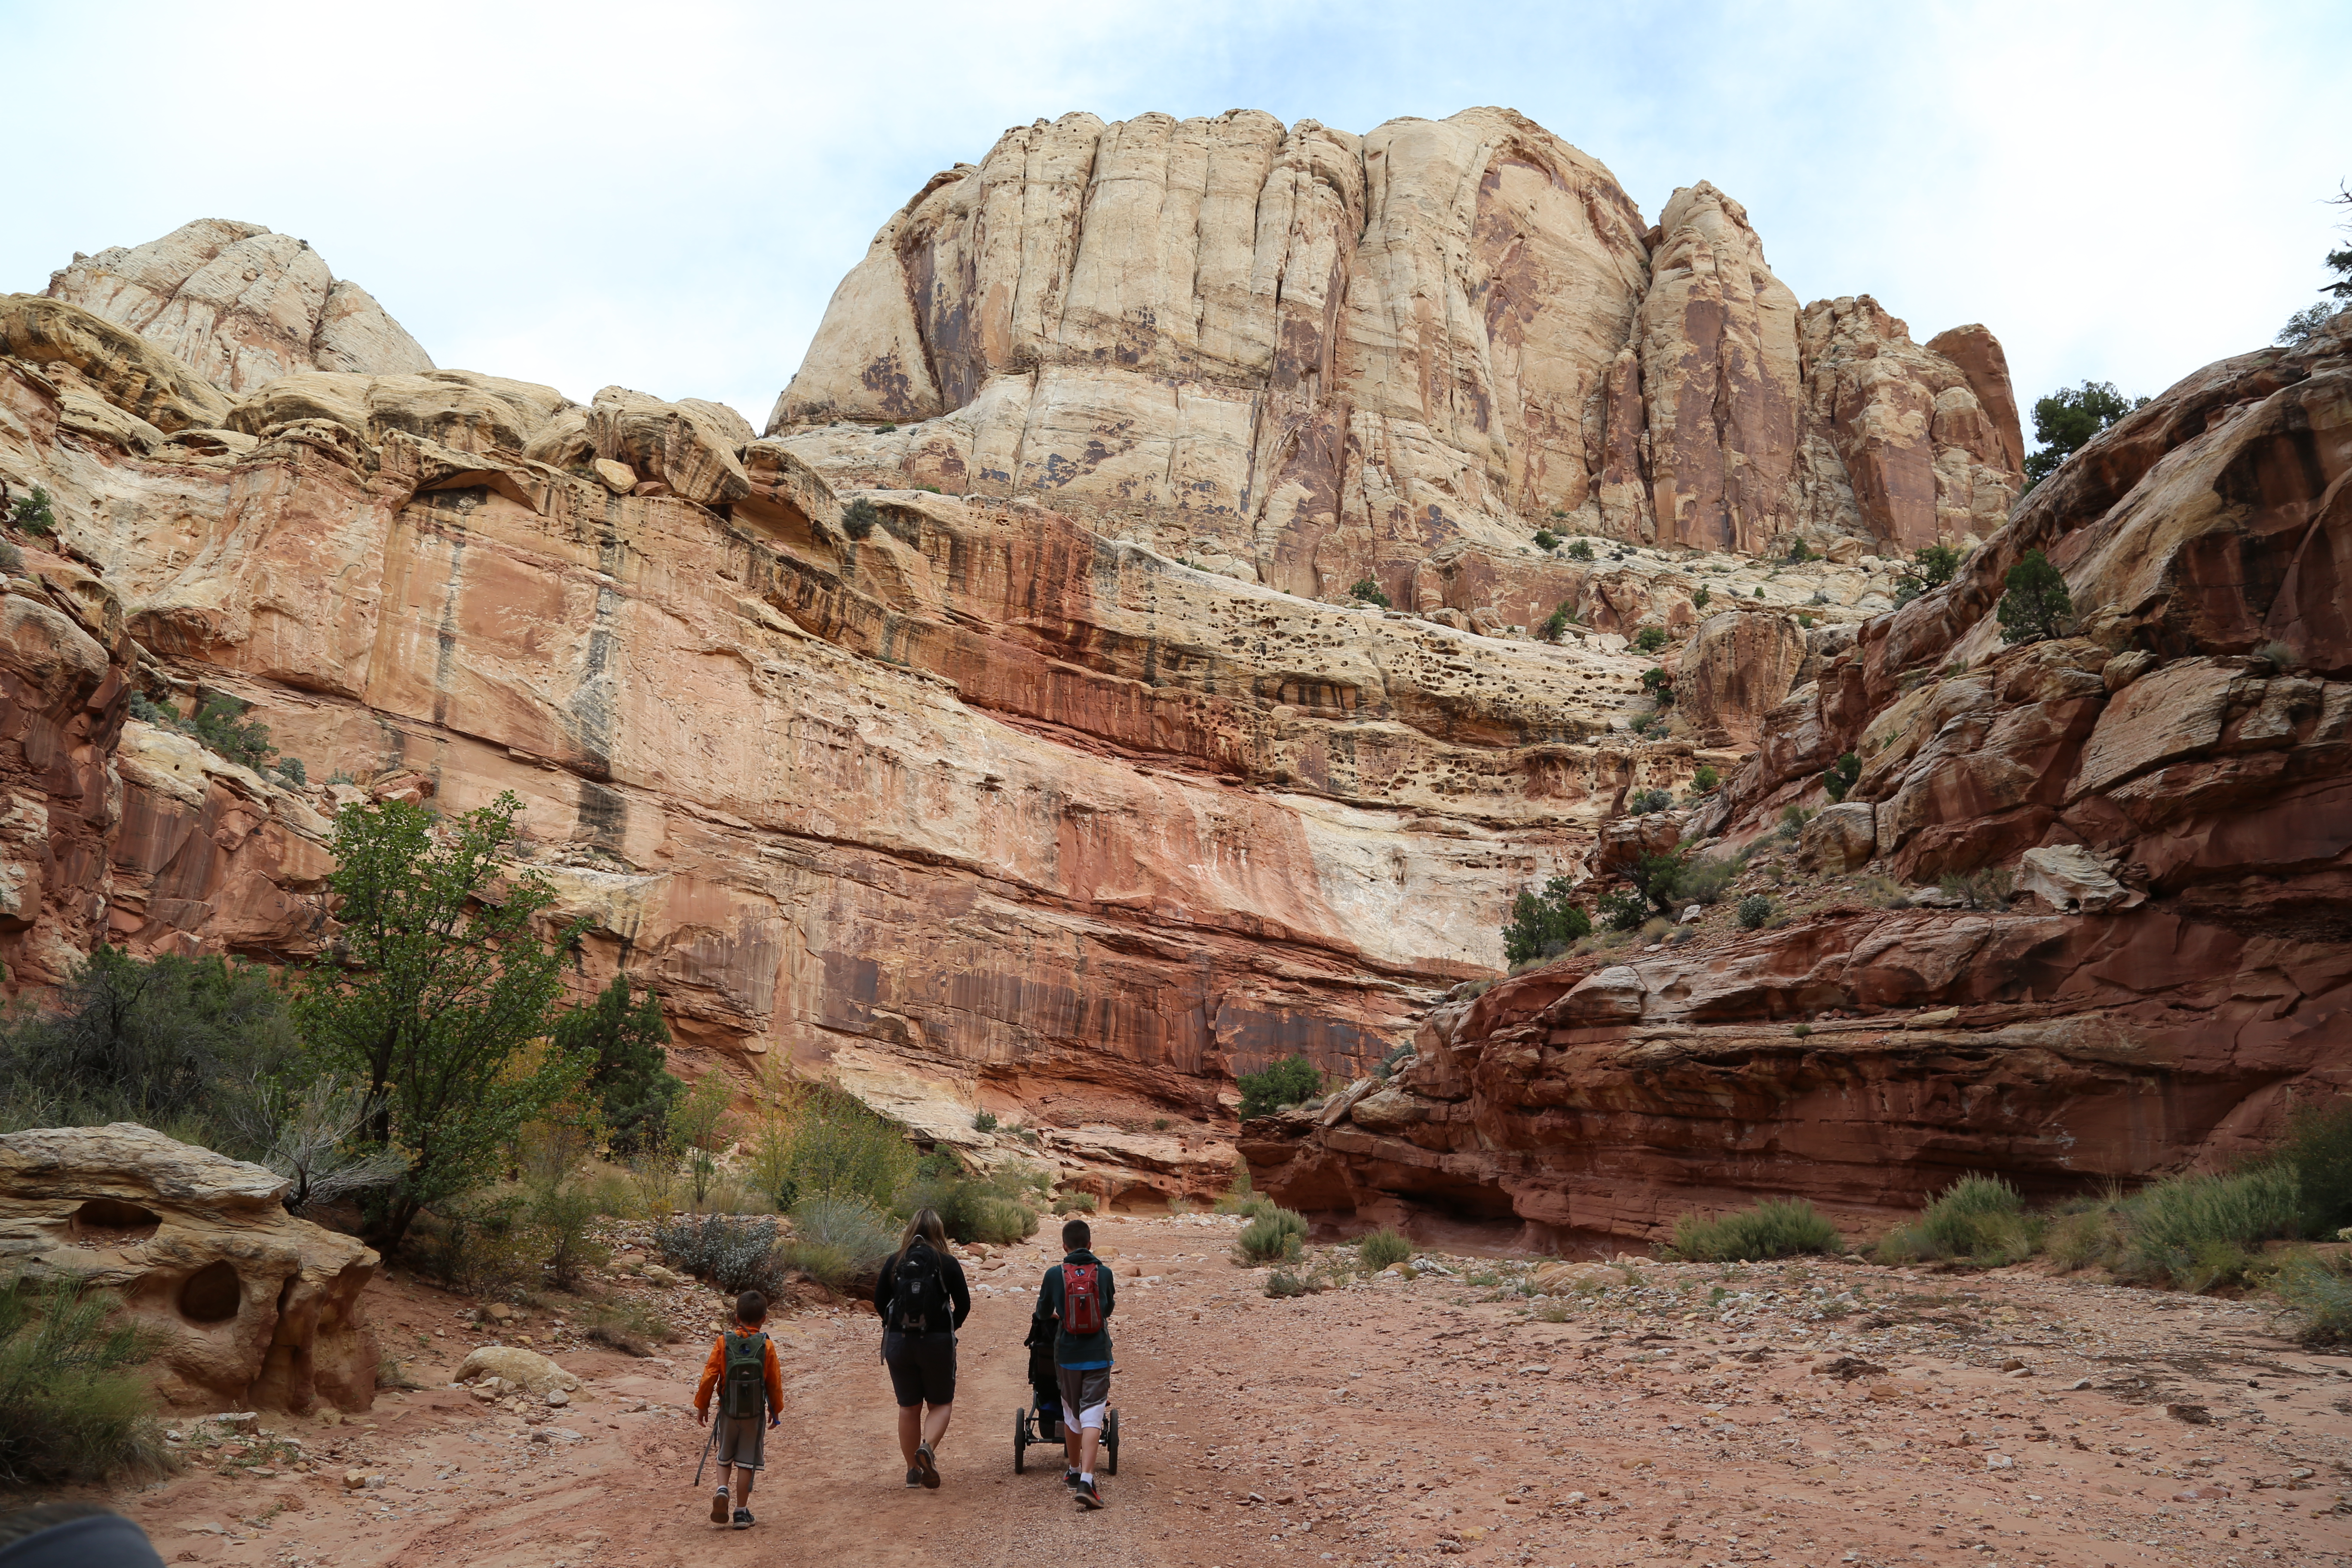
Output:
[1062, 1262, 1103, 1337]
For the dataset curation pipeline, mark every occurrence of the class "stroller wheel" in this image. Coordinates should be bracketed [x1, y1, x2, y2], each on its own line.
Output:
[1103, 1408, 1120, 1476]
[1013, 1407, 1028, 1473]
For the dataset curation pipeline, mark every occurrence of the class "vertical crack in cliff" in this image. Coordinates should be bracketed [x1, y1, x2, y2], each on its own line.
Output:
[429, 525, 466, 729]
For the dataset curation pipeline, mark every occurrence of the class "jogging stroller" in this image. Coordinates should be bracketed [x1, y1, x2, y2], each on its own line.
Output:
[1012, 1313, 1118, 1474]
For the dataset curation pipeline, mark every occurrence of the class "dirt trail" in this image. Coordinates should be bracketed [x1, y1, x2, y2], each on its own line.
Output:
[84, 1213, 2352, 1566]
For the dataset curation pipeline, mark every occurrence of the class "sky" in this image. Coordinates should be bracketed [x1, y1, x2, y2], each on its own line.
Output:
[5, 0, 2345, 436]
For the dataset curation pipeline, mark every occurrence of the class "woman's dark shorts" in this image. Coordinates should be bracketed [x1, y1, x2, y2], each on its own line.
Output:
[883, 1330, 956, 1408]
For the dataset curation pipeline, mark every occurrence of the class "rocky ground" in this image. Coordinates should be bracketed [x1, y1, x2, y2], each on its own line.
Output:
[61, 1213, 2352, 1567]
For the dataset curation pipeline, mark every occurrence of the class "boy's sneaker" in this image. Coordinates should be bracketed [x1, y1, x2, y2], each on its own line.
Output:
[1075, 1476, 1104, 1509]
[1063, 1468, 1081, 1490]
[732, 1507, 754, 1530]
[916, 1439, 940, 1489]
[905, 1466, 924, 1488]
[710, 1488, 731, 1524]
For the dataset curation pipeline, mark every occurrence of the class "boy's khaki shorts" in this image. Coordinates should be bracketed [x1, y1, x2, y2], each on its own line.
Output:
[712, 1411, 766, 1470]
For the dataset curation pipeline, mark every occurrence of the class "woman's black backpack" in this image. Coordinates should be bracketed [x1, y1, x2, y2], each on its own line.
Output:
[891, 1241, 947, 1333]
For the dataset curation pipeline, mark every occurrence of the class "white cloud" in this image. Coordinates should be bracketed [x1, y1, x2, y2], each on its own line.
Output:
[4, 0, 2343, 432]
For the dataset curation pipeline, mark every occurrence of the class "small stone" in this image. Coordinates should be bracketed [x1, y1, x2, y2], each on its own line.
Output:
[484, 1303, 516, 1322]
[591, 458, 637, 494]
[2166, 1403, 2212, 1425]
[545, 1389, 570, 1407]
[1986, 1455, 2014, 1470]
[341, 1470, 366, 1490]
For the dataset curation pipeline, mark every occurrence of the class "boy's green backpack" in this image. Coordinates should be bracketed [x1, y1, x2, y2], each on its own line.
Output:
[721, 1330, 769, 1420]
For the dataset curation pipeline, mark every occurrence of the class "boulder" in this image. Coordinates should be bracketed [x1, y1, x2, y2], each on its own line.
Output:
[454, 1345, 581, 1397]
[1678, 610, 1810, 746]
[0, 1124, 378, 1412]
[1799, 802, 1877, 872]
[2017, 845, 2143, 913]
[0, 294, 233, 432]
[587, 386, 753, 507]
[1596, 810, 1684, 872]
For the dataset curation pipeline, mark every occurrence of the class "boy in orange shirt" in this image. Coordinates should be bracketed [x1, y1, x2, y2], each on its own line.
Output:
[693, 1290, 784, 1529]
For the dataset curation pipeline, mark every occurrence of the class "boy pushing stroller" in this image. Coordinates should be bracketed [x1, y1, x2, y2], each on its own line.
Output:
[1032, 1217, 1115, 1509]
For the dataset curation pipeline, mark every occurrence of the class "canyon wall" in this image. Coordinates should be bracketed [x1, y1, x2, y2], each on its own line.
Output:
[769, 108, 2021, 620]
[1248, 312, 2352, 1244]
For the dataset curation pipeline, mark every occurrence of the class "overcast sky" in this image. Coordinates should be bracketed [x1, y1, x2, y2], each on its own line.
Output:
[6, 0, 2344, 437]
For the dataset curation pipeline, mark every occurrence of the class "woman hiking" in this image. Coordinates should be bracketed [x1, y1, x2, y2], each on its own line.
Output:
[873, 1207, 971, 1488]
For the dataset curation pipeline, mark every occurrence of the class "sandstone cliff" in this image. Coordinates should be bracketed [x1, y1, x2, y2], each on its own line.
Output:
[769, 109, 2022, 620]
[1248, 312, 2352, 1244]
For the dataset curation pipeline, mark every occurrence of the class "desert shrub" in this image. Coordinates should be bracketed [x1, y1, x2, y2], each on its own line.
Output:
[1566, 538, 1594, 562]
[1820, 750, 1861, 803]
[667, 1072, 735, 1209]
[7, 486, 57, 536]
[276, 756, 308, 787]
[412, 1191, 538, 1297]
[0, 1276, 164, 1486]
[553, 974, 680, 1156]
[1875, 1175, 2035, 1267]
[2116, 1167, 2301, 1291]
[1997, 549, 2073, 644]
[785, 1194, 899, 1287]
[1939, 867, 2015, 910]
[1501, 874, 1592, 966]
[777, 1081, 917, 1211]
[1668, 1199, 1843, 1262]
[1858, 874, 1913, 910]
[1675, 856, 1736, 907]
[1238, 1056, 1324, 1119]
[1359, 1228, 1412, 1271]
[2043, 1192, 2126, 1272]
[2275, 1096, 2352, 1236]
[1628, 787, 1673, 816]
[655, 1213, 783, 1296]
[1348, 578, 1392, 609]
[1596, 890, 1647, 932]
[527, 1179, 610, 1291]
[1635, 626, 1667, 653]
[625, 1146, 679, 1217]
[1211, 1161, 1258, 1214]
[1737, 894, 1773, 930]
[2252, 640, 2295, 671]
[1234, 1204, 1308, 1265]
[901, 1153, 1044, 1243]
[1640, 667, 1674, 706]
[841, 498, 879, 540]
[1264, 1268, 1316, 1298]
[582, 1297, 675, 1357]
[1784, 538, 1812, 564]
[187, 694, 278, 771]
[1692, 765, 1720, 791]
[1790, 1023, 1812, 1038]
[1533, 529, 1560, 551]
[2275, 1254, 2352, 1345]
[1774, 805, 1812, 844]
[1051, 1192, 1098, 1216]
[1692, 586, 1711, 610]
[971, 1109, 999, 1133]
[1912, 543, 1961, 587]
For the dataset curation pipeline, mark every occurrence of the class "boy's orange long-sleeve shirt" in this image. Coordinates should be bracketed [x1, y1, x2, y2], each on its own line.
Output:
[694, 1326, 784, 1416]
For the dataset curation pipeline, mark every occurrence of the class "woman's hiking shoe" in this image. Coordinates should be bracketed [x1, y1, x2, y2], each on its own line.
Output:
[916, 1439, 940, 1489]
[904, 1466, 923, 1488]
[732, 1508, 754, 1530]
[710, 1489, 731, 1524]
[1075, 1476, 1104, 1509]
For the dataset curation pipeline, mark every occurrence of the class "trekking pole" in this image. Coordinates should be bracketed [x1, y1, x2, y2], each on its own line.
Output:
[693, 1416, 718, 1488]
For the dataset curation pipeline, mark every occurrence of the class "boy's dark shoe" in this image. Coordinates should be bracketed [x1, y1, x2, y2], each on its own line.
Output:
[916, 1439, 940, 1488]
[1063, 1468, 1081, 1489]
[732, 1507, 754, 1530]
[710, 1488, 731, 1524]
[905, 1466, 923, 1488]
[1075, 1476, 1104, 1509]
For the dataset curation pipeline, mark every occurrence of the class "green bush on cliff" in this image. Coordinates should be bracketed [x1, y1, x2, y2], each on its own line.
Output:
[7, 486, 56, 537]
[1238, 1056, 1325, 1119]
[1502, 875, 1591, 967]
[1997, 550, 2074, 644]
[1348, 578, 1393, 609]
[1666, 1199, 1843, 1262]
[2022, 381, 2149, 488]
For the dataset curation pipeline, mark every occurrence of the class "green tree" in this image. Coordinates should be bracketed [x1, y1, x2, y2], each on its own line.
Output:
[1566, 539, 1595, 562]
[188, 694, 278, 772]
[1997, 549, 2074, 644]
[1501, 875, 1592, 966]
[1348, 577, 1393, 609]
[552, 974, 680, 1155]
[1692, 585, 1710, 610]
[1635, 626, 1667, 653]
[1691, 764, 1721, 791]
[1820, 750, 1861, 803]
[840, 498, 879, 540]
[1237, 1056, 1324, 1119]
[1626, 849, 1691, 919]
[667, 1071, 737, 1209]
[296, 792, 582, 1249]
[1912, 543, 1961, 586]
[2022, 382, 2149, 488]
[2325, 181, 2352, 301]
[1641, 666, 1674, 706]
[7, 486, 56, 536]
[1532, 529, 1560, 551]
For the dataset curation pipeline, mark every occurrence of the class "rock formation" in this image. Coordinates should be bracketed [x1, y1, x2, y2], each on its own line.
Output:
[0, 110, 2031, 1198]
[46, 220, 432, 394]
[0, 1124, 379, 1412]
[769, 109, 2021, 622]
[1248, 312, 2352, 1246]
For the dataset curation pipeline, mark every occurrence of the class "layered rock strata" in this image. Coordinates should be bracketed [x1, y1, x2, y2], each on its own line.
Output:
[1249, 314, 2352, 1244]
[771, 109, 2022, 624]
[0, 1124, 379, 1412]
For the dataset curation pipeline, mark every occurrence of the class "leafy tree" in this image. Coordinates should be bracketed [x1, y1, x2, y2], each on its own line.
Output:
[552, 974, 680, 1156]
[1736, 894, 1773, 930]
[1635, 626, 1667, 653]
[1626, 850, 1692, 919]
[2022, 382, 2149, 488]
[1691, 764, 1721, 791]
[840, 497, 879, 540]
[7, 487, 56, 536]
[1566, 539, 1595, 562]
[1628, 787, 1673, 814]
[1238, 1056, 1325, 1119]
[1692, 586, 1710, 610]
[2280, 184, 2352, 344]
[295, 792, 582, 1249]
[1347, 577, 1392, 609]
[1501, 875, 1592, 966]
[1784, 538, 1812, 564]
[1539, 601, 1577, 641]
[1996, 549, 2074, 644]
[188, 694, 278, 772]
[1596, 890, 1647, 931]
[2279, 303, 2339, 346]
[1912, 544, 1961, 586]
[1532, 529, 1560, 551]
[1820, 750, 1861, 803]
[667, 1071, 736, 1209]
[1640, 667, 1674, 706]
